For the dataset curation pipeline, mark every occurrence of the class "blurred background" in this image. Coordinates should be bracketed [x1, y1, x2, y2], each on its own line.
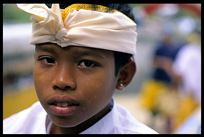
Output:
[3, 4, 201, 134]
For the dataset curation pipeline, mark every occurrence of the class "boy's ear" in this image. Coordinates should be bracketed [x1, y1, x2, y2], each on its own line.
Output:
[116, 61, 136, 90]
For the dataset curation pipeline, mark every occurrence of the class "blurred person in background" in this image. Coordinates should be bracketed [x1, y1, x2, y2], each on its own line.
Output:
[165, 32, 201, 133]
[137, 4, 201, 133]
[137, 24, 201, 133]
[138, 25, 180, 132]
[154, 28, 201, 133]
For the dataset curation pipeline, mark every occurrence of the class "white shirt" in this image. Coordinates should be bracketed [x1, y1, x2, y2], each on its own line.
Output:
[3, 100, 158, 134]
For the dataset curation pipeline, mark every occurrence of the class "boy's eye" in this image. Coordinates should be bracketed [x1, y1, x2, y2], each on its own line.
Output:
[78, 60, 96, 68]
[38, 56, 55, 65]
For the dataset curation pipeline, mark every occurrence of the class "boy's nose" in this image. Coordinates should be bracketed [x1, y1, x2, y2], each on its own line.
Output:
[51, 64, 76, 91]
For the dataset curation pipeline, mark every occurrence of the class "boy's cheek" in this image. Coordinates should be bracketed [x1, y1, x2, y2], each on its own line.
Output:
[33, 67, 51, 100]
[80, 73, 116, 102]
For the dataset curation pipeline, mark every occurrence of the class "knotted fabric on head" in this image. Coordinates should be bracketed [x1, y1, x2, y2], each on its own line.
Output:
[17, 4, 137, 55]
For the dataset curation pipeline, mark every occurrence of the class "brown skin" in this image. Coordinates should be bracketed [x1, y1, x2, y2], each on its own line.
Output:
[33, 43, 136, 134]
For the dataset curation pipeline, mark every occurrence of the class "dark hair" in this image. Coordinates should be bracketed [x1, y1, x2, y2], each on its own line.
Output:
[45, 3, 135, 76]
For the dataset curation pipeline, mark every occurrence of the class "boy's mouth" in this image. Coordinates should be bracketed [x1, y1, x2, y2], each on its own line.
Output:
[47, 95, 80, 116]
[52, 102, 79, 107]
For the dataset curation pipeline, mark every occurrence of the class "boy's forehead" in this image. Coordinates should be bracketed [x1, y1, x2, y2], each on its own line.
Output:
[35, 44, 113, 58]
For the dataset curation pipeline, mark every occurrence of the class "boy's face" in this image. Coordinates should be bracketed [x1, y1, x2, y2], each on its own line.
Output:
[33, 44, 117, 128]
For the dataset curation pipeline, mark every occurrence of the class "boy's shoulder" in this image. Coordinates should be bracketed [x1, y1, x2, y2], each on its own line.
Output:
[81, 101, 158, 134]
[3, 101, 47, 134]
[114, 103, 158, 134]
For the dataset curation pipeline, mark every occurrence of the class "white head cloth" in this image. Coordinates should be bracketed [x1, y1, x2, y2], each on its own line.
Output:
[17, 4, 137, 55]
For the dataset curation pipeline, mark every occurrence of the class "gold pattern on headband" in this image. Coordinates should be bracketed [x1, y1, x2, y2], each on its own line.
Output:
[61, 4, 116, 22]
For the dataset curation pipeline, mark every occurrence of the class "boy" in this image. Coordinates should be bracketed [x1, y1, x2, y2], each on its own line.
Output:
[3, 3, 158, 134]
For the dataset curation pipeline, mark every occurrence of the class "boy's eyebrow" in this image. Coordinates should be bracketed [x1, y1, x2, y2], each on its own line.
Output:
[35, 45, 57, 54]
[74, 49, 105, 59]
[35, 45, 107, 59]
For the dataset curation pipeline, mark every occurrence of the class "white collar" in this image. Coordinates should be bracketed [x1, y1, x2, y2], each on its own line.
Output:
[80, 99, 116, 134]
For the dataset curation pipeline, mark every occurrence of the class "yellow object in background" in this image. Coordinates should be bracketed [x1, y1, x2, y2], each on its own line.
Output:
[3, 85, 38, 119]
[138, 79, 200, 133]
[171, 95, 200, 131]
[138, 79, 168, 111]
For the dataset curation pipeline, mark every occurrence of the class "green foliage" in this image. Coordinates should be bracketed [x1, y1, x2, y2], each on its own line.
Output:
[3, 4, 31, 24]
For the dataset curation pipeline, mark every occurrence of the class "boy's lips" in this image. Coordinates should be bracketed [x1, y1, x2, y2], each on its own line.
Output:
[47, 95, 80, 116]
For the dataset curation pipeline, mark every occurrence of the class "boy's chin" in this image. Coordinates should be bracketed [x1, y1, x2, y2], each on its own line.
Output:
[50, 115, 85, 128]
